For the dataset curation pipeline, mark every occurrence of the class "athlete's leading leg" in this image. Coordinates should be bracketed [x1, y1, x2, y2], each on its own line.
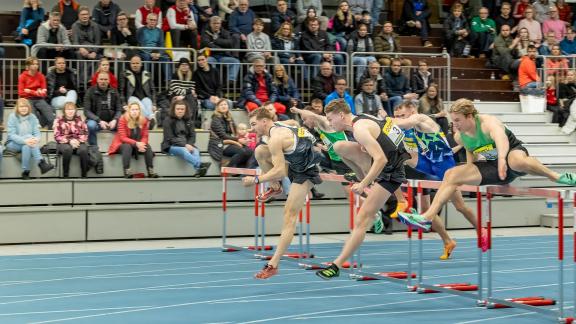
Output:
[334, 141, 372, 179]
[507, 150, 561, 182]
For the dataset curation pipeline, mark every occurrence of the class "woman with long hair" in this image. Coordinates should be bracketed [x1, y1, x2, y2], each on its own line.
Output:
[208, 99, 253, 167]
[330, 0, 356, 51]
[271, 22, 305, 68]
[418, 84, 449, 134]
[273, 64, 301, 114]
[108, 101, 158, 178]
[53, 102, 89, 178]
[90, 57, 119, 89]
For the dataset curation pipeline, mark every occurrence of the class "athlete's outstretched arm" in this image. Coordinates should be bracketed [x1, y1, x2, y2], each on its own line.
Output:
[290, 107, 332, 132]
[392, 114, 426, 130]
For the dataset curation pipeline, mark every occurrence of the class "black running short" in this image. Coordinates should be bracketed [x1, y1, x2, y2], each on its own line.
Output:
[288, 166, 323, 185]
[374, 164, 406, 194]
[475, 145, 529, 185]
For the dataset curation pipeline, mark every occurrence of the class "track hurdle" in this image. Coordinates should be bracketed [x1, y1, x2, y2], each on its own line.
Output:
[483, 186, 570, 323]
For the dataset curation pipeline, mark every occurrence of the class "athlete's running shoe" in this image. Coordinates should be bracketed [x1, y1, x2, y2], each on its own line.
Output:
[257, 186, 283, 202]
[343, 172, 360, 183]
[373, 210, 384, 234]
[315, 263, 340, 280]
[390, 200, 409, 219]
[557, 173, 576, 186]
[254, 264, 278, 279]
[398, 208, 432, 231]
[440, 240, 457, 260]
[480, 227, 489, 252]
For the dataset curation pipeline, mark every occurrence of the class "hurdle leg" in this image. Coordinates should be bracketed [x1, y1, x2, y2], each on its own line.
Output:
[478, 188, 486, 306]
[407, 184, 415, 290]
[558, 194, 565, 320]
[306, 194, 311, 258]
[416, 183, 424, 292]
[254, 185, 260, 255]
[222, 172, 228, 249]
[260, 183, 266, 252]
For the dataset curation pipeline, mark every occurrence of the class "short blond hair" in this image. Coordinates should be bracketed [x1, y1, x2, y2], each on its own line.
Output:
[324, 99, 351, 114]
[449, 98, 478, 117]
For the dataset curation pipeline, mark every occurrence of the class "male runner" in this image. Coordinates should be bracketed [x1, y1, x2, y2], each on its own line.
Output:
[399, 98, 576, 230]
[242, 107, 323, 279]
[315, 99, 410, 279]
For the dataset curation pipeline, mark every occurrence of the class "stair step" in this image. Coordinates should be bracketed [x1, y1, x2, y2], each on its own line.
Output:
[524, 144, 576, 155]
[507, 124, 561, 135]
[515, 134, 570, 143]
[493, 112, 550, 123]
[402, 46, 442, 54]
[451, 90, 518, 101]
[471, 101, 522, 113]
[398, 36, 443, 47]
[451, 79, 513, 91]
[452, 68, 500, 79]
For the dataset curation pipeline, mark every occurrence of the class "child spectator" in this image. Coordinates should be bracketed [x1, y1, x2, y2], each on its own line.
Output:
[236, 122, 257, 151]
[246, 18, 277, 64]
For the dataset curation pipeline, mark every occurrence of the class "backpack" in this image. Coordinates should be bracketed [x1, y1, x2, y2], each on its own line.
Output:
[88, 145, 104, 174]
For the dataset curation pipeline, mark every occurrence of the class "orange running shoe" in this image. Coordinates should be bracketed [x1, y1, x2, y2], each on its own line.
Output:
[440, 240, 457, 260]
[391, 200, 409, 219]
[257, 187, 283, 202]
[254, 264, 278, 279]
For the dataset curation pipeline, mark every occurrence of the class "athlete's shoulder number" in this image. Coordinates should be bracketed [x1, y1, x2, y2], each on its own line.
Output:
[382, 117, 404, 147]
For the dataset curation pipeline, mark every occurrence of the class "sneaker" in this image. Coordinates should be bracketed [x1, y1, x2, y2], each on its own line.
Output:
[390, 200, 409, 219]
[480, 227, 489, 252]
[254, 264, 278, 279]
[21, 170, 31, 180]
[343, 172, 360, 183]
[257, 186, 283, 202]
[406, 20, 416, 28]
[148, 118, 156, 130]
[373, 210, 384, 234]
[557, 173, 576, 185]
[423, 41, 433, 47]
[315, 263, 340, 280]
[398, 208, 432, 231]
[439, 240, 457, 260]
[195, 162, 211, 177]
[38, 159, 55, 174]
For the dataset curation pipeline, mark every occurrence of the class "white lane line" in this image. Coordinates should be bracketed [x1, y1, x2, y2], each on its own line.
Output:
[0, 306, 156, 317]
[454, 312, 536, 324]
[290, 306, 481, 320]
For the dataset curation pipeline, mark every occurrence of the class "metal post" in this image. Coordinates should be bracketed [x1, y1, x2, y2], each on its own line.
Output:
[306, 194, 311, 258]
[407, 183, 414, 290]
[477, 188, 485, 306]
[486, 191, 492, 305]
[417, 183, 424, 290]
[558, 193, 565, 320]
[254, 185, 260, 254]
[222, 172, 228, 248]
[260, 183, 266, 250]
[355, 191, 362, 272]
[349, 188, 356, 275]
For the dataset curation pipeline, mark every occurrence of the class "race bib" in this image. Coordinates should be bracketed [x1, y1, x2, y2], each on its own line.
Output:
[473, 144, 498, 161]
[382, 118, 404, 147]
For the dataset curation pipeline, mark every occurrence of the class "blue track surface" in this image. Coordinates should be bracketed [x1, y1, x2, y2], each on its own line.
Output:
[0, 235, 572, 323]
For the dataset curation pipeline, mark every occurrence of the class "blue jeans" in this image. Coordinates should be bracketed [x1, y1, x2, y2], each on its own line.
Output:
[207, 56, 240, 82]
[87, 119, 117, 145]
[168, 146, 201, 169]
[372, 0, 384, 29]
[6, 142, 39, 171]
[304, 53, 323, 79]
[51, 90, 78, 110]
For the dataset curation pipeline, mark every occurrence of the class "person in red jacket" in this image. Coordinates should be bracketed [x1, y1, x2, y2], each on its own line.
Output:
[90, 57, 119, 89]
[18, 56, 55, 129]
[518, 45, 540, 89]
[108, 101, 158, 178]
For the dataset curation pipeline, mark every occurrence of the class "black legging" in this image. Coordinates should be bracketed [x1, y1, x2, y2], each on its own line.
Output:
[58, 143, 89, 177]
[120, 143, 154, 170]
[223, 145, 253, 167]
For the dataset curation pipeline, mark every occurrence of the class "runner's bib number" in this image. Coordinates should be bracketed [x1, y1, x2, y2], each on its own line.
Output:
[382, 118, 404, 147]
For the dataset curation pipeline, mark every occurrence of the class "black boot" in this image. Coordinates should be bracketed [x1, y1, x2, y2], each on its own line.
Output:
[38, 159, 55, 174]
[22, 170, 31, 180]
[124, 169, 134, 179]
[311, 187, 325, 199]
[147, 168, 159, 178]
[194, 162, 211, 177]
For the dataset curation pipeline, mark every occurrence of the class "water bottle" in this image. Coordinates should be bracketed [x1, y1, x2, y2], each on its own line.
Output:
[490, 72, 496, 80]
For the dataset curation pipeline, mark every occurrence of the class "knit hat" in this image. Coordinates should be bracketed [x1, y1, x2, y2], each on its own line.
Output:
[177, 57, 191, 68]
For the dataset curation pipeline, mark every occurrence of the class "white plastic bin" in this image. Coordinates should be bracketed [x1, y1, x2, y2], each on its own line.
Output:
[519, 95, 545, 113]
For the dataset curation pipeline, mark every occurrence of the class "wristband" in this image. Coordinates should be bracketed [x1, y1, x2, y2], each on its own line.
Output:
[254, 176, 259, 184]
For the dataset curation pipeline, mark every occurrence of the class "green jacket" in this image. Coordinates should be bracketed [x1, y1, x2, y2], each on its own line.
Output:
[470, 16, 496, 34]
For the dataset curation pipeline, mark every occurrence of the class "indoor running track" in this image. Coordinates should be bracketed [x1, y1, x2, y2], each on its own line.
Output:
[0, 235, 572, 323]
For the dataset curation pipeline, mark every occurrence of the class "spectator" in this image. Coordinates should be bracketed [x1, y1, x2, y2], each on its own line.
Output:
[418, 84, 448, 134]
[136, 13, 171, 63]
[196, 0, 217, 33]
[543, 5, 566, 42]
[120, 55, 158, 129]
[201, 16, 241, 83]
[533, 0, 550, 23]
[324, 76, 355, 113]
[229, 0, 256, 44]
[557, 69, 576, 125]
[347, 23, 376, 84]
[411, 60, 435, 97]
[300, 18, 344, 78]
[108, 102, 158, 178]
[193, 53, 227, 111]
[271, 0, 296, 33]
[546, 44, 569, 77]
[373, 21, 412, 67]
[330, 0, 356, 51]
[358, 61, 388, 111]
[517, 6, 542, 45]
[135, 0, 163, 30]
[90, 57, 119, 89]
[168, 58, 198, 124]
[371, 0, 383, 29]
[515, 27, 535, 57]
[518, 45, 541, 90]
[240, 59, 285, 113]
[296, 1, 328, 30]
[311, 61, 338, 101]
[546, 75, 560, 123]
[354, 78, 385, 117]
[71, 6, 103, 60]
[540, 31, 559, 55]
[218, 0, 238, 20]
[492, 24, 515, 77]
[51, 0, 80, 32]
[236, 122, 257, 151]
[402, 0, 432, 47]
[513, 0, 530, 21]
[385, 58, 418, 110]
[246, 18, 277, 64]
[167, 0, 199, 50]
[18, 56, 55, 129]
[297, 6, 321, 33]
[46, 57, 77, 110]
[162, 99, 211, 176]
[92, 0, 122, 39]
[470, 7, 496, 58]
[557, 0, 572, 25]
[560, 27, 576, 55]
[84, 72, 122, 145]
[349, 0, 372, 21]
[273, 64, 301, 112]
[53, 102, 89, 178]
[309, 98, 324, 115]
[109, 11, 138, 60]
[34, 11, 72, 60]
[453, 0, 473, 20]
[444, 3, 471, 57]
[6, 98, 54, 179]
[161, 0, 177, 14]
[208, 99, 253, 167]
[271, 21, 305, 68]
[17, 0, 45, 47]
[494, 2, 516, 34]
[263, 100, 290, 121]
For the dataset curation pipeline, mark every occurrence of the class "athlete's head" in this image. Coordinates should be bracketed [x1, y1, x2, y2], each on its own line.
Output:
[324, 99, 352, 132]
[449, 98, 478, 133]
[393, 100, 417, 119]
[249, 107, 276, 136]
